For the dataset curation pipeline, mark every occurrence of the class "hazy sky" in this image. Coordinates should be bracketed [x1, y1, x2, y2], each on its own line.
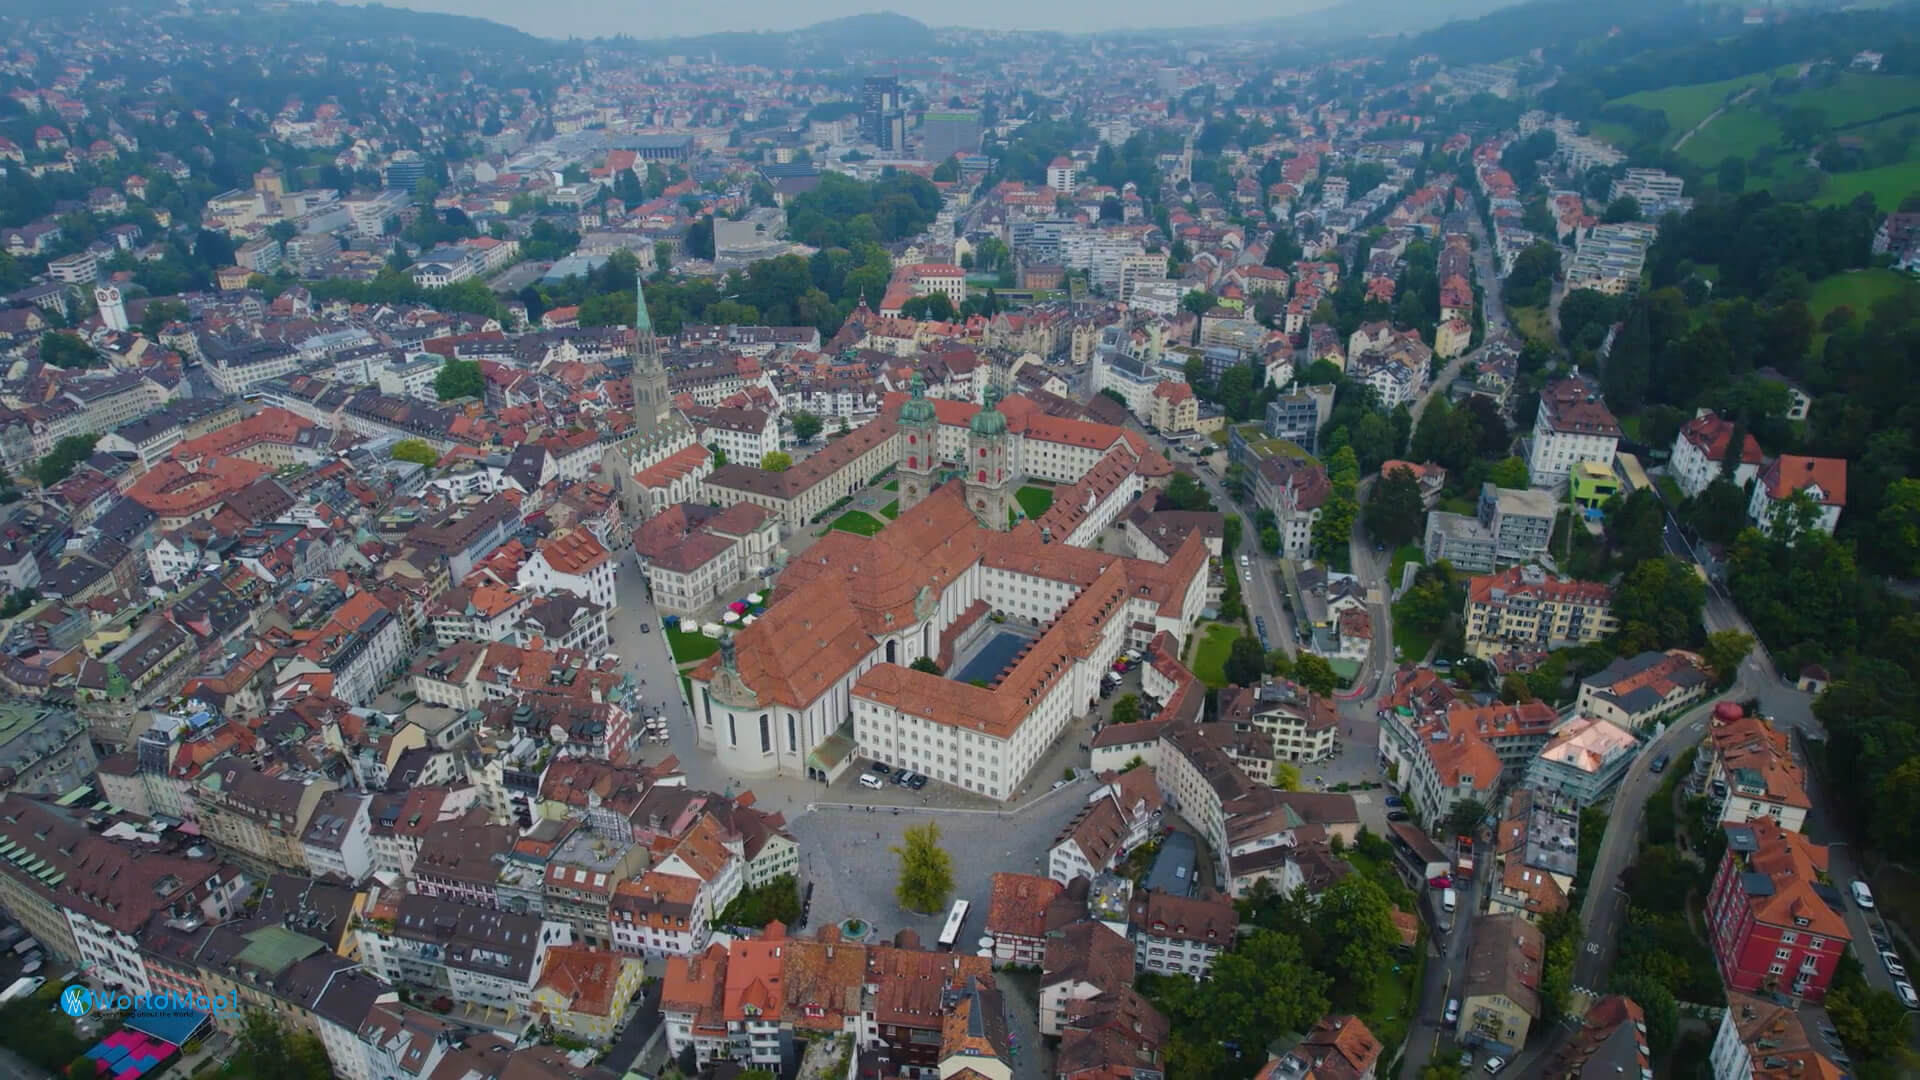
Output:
[366, 0, 1329, 41]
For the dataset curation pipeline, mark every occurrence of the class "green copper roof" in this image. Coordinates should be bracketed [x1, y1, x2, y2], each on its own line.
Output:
[634, 270, 652, 333]
[900, 373, 935, 424]
[969, 385, 1007, 436]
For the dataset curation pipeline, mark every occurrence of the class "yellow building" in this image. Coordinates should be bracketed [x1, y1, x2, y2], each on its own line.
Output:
[1463, 565, 1616, 660]
[530, 944, 648, 1044]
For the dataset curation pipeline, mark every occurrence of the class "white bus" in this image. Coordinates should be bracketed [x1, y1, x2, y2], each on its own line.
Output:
[937, 899, 970, 950]
[1, 976, 43, 1004]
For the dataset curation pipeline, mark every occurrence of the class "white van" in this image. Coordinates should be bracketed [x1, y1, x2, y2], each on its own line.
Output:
[1852, 880, 1875, 909]
[1442, 888, 1458, 914]
[858, 774, 884, 790]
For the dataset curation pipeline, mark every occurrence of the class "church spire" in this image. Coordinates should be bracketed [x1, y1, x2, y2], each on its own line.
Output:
[631, 269, 669, 435]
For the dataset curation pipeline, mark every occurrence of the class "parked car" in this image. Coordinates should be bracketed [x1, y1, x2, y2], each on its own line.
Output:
[639, 623, 651, 634]
[907, 773, 928, 790]
[868, 762, 891, 775]
[1882, 952, 1907, 979]
[1457, 1051, 1472, 1069]
[1388, 810, 1411, 822]
[1852, 880, 1875, 909]
[1484, 1057, 1508, 1075]
[859, 774, 884, 790]
[1428, 875, 1452, 889]
[1895, 980, 1917, 1010]
[1385, 796, 1404, 808]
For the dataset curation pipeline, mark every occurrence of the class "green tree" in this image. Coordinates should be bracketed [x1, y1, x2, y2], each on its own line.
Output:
[891, 822, 954, 913]
[31, 434, 100, 487]
[1487, 456, 1529, 489]
[1110, 693, 1141, 725]
[717, 875, 802, 928]
[434, 358, 484, 401]
[1700, 629, 1754, 686]
[1602, 195, 1641, 223]
[1159, 930, 1330, 1073]
[710, 445, 729, 468]
[1225, 634, 1267, 687]
[139, 298, 190, 337]
[761, 450, 793, 472]
[38, 331, 101, 370]
[1164, 472, 1214, 512]
[910, 656, 943, 675]
[1313, 875, 1402, 1009]
[1312, 493, 1358, 565]
[1611, 556, 1705, 655]
[1364, 466, 1427, 546]
[1825, 982, 1911, 1062]
[1875, 477, 1920, 577]
[1610, 974, 1679, 1055]
[900, 292, 957, 321]
[1293, 652, 1337, 696]
[1447, 798, 1487, 838]
[1620, 845, 1695, 911]
[390, 439, 439, 466]
[1181, 289, 1214, 343]
[1274, 761, 1301, 790]
[1717, 155, 1747, 194]
[1500, 674, 1535, 703]
[1871, 755, 1920, 853]
[790, 410, 824, 444]
[231, 1011, 334, 1080]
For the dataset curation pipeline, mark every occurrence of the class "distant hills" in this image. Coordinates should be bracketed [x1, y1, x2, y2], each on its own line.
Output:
[618, 12, 936, 63]
[1233, 0, 1525, 43]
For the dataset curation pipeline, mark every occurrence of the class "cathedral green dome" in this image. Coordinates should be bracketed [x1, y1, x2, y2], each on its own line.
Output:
[969, 386, 1007, 436]
[900, 373, 936, 424]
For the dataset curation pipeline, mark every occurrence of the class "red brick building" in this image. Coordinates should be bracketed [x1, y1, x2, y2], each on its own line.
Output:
[1705, 816, 1850, 1001]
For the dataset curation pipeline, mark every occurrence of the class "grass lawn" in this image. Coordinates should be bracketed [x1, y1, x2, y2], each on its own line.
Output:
[1358, 944, 1422, 1054]
[1509, 304, 1553, 347]
[830, 510, 887, 536]
[1791, 71, 1920, 128]
[1388, 543, 1423, 588]
[1437, 495, 1476, 516]
[884, 478, 899, 492]
[1618, 414, 1644, 443]
[1811, 267, 1916, 323]
[1813, 159, 1920, 210]
[879, 500, 899, 519]
[1189, 623, 1242, 688]
[666, 625, 720, 665]
[1015, 485, 1055, 519]
[1655, 474, 1685, 506]
[1607, 65, 1797, 147]
[1390, 600, 1439, 664]
[1677, 106, 1783, 168]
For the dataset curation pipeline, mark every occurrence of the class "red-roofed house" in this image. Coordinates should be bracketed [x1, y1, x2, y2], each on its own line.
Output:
[519, 527, 615, 608]
[1706, 815, 1848, 1000]
[1671, 410, 1766, 498]
[1748, 454, 1846, 537]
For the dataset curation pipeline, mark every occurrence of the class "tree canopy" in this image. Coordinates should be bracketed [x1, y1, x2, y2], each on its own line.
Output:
[434, 357, 484, 401]
[892, 822, 954, 913]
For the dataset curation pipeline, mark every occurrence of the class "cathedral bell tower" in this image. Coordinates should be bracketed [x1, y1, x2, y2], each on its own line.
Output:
[630, 271, 670, 436]
[897, 373, 938, 513]
[965, 385, 1013, 531]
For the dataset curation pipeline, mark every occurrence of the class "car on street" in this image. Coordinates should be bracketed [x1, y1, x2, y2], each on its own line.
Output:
[1883, 952, 1907, 979]
[1443, 997, 1460, 1023]
[1895, 980, 1917, 1010]
[1388, 810, 1410, 822]
[1649, 753, 1669, 774]
[1428, 875, 1452, 889]
[1852, 880, 1875, 909]
[1457, 1051, 1473, 1069]
[1484, 1057, 1508, 1075]
[868, 762, 891, 775]
[907, 773, 927, 790]
[1385, 796, 1404, 807]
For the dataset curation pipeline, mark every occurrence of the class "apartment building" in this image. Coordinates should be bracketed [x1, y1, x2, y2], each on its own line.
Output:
[1220, 678, 1339, 763]
[985, 872, 1070, 967]
[194, 764, 338, 876]
[1670, 411, 1764, 499]
[1574, 650, 1709, 731]
[1463, 565, 1616, 660]
[529, 945, 648, 1044]
[1528, 373, 1620, 490]
[1524, 716, 1640, 808]
[1747, 455, 1847, 538]
[1708, 992, 1845, 1079]
[1252, 454, 1330, 560]
[1456, 913, 1544, 1055]
[518, 527, 616, 610]
[356, 891, 573, 1022]
[1702, 709, 1811, 833]
[1489, 788, 1576, 923]
[1128, 889, 1238, 978]
[1422, 484, 1558, 574]
[1705, 816, 1848, 1001]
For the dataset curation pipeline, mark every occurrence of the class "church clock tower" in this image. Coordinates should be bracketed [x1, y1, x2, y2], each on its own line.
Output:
[896, 373, 937, 513]
[630, 272, 670, 436]
[965, 386, 1013, 530]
